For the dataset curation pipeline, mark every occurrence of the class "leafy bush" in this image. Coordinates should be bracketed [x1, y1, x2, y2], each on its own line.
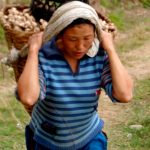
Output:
[140, 0, 150, 8]
[108, 9, 126, 31]
[100, 0, 121, 8]
[0, 26, 5, 42]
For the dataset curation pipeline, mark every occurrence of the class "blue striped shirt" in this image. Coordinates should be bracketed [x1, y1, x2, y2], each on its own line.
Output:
[30, 37, 117, 150]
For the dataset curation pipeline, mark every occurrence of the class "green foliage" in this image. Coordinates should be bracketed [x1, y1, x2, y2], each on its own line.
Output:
[0, 26, 5, 42]
[109, 9, 126, 31]
[0, 26, 9, 54]
[100, 0, 121, 8]
[100, 0, 150, 9]
[140, 0, 150, 8]
[8, 0, 30, 5]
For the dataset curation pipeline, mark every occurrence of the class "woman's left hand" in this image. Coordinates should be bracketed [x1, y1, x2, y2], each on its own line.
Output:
[100, 29, 116, 54]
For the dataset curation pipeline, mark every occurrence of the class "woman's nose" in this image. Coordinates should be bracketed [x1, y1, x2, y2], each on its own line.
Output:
[76, 41, 85, 51]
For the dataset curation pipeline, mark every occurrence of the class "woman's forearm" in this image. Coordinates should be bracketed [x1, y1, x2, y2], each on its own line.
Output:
[100, 30, 133, 102]
[107, 48, 133, 102]
[17, 51, 40, 106]
[17, 32, 43, 106]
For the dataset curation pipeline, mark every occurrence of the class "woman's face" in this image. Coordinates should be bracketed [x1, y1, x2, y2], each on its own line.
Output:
[59, 23, 95, 60]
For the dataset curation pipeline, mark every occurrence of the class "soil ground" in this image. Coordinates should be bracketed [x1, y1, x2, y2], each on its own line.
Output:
[98, 7, 150, 149]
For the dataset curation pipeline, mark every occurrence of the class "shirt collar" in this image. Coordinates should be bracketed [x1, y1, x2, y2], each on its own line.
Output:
[40, 36, 61, 58]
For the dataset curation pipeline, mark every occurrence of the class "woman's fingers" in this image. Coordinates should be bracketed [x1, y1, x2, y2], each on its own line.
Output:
[28, 32, 44, 53]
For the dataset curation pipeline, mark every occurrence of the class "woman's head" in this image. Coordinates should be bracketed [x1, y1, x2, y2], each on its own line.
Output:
[57, 18, 95, 59]
[43, 1, 103, 57]
[43, 1, 103, 43]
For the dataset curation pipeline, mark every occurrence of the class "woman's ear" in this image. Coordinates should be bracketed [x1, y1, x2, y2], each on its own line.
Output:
[56, 38, 64, 50]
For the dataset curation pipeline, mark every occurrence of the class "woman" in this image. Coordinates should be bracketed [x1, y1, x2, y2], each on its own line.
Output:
[17, 1, 133, 150]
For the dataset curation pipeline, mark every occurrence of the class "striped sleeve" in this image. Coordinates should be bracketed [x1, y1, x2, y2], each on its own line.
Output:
[101, 54, 118, 102]
[14, 68, 46, 101]
[38, 67, 46, 100]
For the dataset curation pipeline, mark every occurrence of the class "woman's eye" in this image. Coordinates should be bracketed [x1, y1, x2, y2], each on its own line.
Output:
[69, 38, 77, 41]
[84, 37, 93, 41]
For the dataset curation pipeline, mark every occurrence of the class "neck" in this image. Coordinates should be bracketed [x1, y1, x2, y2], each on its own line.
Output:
[56, 39, 79, 73]
[64, 55, 79, 73]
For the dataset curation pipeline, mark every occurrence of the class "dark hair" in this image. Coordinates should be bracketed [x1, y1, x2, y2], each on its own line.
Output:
[58, 18, 95, 36]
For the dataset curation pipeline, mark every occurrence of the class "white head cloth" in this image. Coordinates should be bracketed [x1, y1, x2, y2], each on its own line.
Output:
[43, 1, 103, 57]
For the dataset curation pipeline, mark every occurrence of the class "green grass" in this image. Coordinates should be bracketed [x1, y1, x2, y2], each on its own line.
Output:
[0, 95, 29, 149]
[100, 0, 150, 9]
[0, 26, 9, 54]
[107, 78, 150, 150]
[100, 0, 150, 32]
[100, 0, 121, 9]
[116, 23, 150, 52]
[115, 8, 150, 52]
[124, 78, 150, 149]
[109, 9, 126, 31]
[134, 78, 150, 100]
[0, 26, 5, 41]
[124, 117, 150, 149]
[0, 67, 29, 149]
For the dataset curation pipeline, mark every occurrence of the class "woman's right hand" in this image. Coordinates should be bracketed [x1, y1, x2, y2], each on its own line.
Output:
[28, 32, 44, 54]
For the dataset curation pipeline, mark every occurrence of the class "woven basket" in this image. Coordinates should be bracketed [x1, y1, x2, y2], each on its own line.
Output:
[0, 5, 36, 50]
[0, 5, 39, 82]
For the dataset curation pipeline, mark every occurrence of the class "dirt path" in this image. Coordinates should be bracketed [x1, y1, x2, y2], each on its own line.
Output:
[122, 40, 150, 80]
[98, 4, 150, 124]
[98, 31, 150, 149]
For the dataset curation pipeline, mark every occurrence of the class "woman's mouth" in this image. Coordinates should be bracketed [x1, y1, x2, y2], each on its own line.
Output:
[74, 52, 85, 57]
